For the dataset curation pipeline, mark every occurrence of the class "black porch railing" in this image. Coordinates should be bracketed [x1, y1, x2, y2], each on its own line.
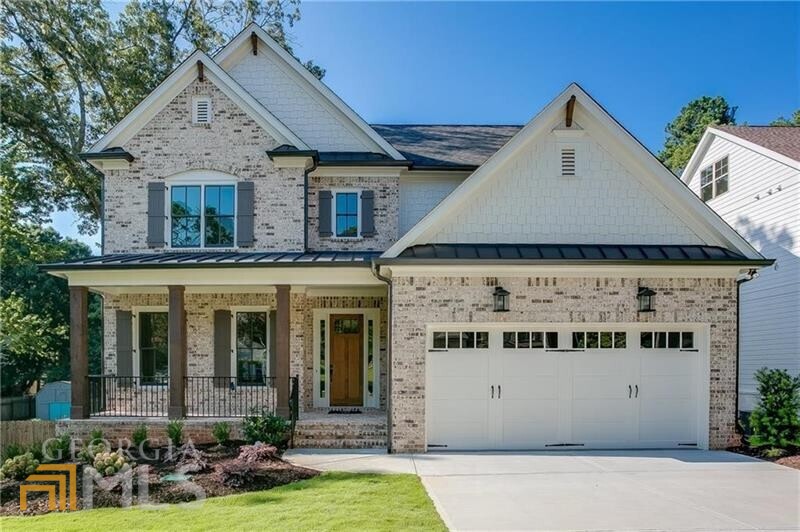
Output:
[185, 376, 277, 417]
[88, 375, 168, 417]
[87, 375, 278, 418]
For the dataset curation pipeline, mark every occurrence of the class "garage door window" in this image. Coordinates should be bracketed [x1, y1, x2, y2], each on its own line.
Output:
[640, 331, 694, 349]
[503, 331, 558, 349]
[572, 331, 626, 349]
[432, 331, 489, 349]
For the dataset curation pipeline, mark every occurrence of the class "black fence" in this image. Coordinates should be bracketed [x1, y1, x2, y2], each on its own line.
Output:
[88, 375, 169, 417]
[0, 396, 36, 421]
[185, 376, 277, 417]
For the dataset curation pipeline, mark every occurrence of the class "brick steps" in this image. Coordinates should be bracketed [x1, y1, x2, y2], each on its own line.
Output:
[292, 418, 388, 449]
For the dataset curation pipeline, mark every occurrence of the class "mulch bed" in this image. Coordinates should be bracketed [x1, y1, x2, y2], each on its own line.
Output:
[0, 443, 318, 516]
[727, 445, 800, 470]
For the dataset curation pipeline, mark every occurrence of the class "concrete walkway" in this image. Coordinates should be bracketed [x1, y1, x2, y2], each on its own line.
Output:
[285, 449, 800, 531]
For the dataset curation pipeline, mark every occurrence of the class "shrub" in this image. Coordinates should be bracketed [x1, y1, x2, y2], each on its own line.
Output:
[238, 442, 279, 463]
[88, 450, 131, 477]
[132, 424, 148, 448]
[242, 409, 289, 447]
[212, 421, 231, 446]
[748, 368, 800, 450]
[2, 443, 24, 461]
[44, 433, 72, 462]
[0, 452, 40, 481]
[166, 419, 184, 446]
[90, 427, 104, 442]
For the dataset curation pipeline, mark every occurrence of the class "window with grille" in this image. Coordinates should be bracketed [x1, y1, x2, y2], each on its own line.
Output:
[699, 156, 728, 201]
[193, 97, 212, 124]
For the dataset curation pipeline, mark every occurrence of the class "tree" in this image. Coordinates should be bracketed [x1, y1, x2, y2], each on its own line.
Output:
[1, 0, 321, 234]
[770, 110, 800, 126]
[1, 144, 103, 392]
[659, 96, 737, 174]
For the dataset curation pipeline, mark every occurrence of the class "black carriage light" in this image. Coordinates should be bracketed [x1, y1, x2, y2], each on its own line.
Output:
[493, 286, 510, 312]
[637, 287, 656, 313]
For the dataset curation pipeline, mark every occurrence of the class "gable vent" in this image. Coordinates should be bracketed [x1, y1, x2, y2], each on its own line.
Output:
[561, 147, 576, 176]
[193, 97, 212, 124]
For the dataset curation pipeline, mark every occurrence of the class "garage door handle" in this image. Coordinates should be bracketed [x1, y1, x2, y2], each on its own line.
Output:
[491, 385, 494, 398]
[635, 385, 639, 398]
[628, 385, 632, 398]
[498, 385, 501, 399]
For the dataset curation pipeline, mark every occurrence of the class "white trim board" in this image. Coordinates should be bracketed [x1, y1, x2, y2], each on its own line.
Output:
[215, 23, 405, 160]
[89, 50, 307, 153]
[382, 83, 763, 261]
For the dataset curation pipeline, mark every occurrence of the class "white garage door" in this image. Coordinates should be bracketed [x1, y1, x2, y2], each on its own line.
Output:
[426, 327, 704, 450]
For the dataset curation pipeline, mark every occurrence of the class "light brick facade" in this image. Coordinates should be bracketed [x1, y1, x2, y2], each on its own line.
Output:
[307, 175, 400, 251]
[104, 78, 305, 254]
[390, 276, 738, 453]
[103, 291, 387, 413]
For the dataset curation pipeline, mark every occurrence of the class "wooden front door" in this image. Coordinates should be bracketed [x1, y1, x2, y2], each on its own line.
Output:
[330, 314, 363, 406]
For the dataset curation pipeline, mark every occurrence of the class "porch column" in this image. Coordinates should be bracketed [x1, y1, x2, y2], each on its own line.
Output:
[275, 285, 290, 417]
[69, 286, 90, 419]
[168, 285, 187, 419]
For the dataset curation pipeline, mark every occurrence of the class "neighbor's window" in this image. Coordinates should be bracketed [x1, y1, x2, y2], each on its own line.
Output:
[334, 191, 359, 237]
[139, 312, 168, 385]
[700, 156, 729, 202]
[236, 312, 268, 385]
[171, 184, 235, 247]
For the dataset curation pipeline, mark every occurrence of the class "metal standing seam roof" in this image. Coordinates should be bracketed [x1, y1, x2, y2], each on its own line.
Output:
[384, 244, 772, 265]
[41, 251, 383, 270]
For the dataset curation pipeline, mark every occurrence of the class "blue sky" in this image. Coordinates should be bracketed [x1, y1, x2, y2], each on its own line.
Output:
[58, 1, 799, 251]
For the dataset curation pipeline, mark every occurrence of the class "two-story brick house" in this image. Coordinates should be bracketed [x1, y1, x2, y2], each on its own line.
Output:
[45, 24, 770, 453]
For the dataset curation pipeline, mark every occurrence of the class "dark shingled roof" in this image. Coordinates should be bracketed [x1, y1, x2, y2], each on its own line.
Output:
[715, 125, 800, 162]
[370, 124, 523, 168]
[381, 244, 771, 265]
[42, 251, 381, 270]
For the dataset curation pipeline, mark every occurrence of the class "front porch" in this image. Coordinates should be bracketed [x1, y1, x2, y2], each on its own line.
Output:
[47, 252, 389, 441]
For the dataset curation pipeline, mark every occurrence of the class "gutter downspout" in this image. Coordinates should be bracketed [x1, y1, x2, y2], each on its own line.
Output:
[371, 261, 393, 453]
[735, 268, 758, 434]
[303, 156, 318, 252]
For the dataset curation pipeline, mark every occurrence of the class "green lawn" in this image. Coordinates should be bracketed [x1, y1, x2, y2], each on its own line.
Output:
[1, 472, 446, 531]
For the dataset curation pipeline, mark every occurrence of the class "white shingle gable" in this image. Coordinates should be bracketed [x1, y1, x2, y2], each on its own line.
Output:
[431, 128, 704, 245]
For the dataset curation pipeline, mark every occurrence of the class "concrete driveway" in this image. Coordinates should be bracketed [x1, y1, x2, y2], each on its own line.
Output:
[285, 449, 800, 531]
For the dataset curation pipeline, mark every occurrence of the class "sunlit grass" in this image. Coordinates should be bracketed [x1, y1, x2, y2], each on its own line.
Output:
[1, 472, 446, 531]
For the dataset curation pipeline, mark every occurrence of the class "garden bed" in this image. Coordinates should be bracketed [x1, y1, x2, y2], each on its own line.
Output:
[0, 442, 318, 516]
[727, 445, 800, 471]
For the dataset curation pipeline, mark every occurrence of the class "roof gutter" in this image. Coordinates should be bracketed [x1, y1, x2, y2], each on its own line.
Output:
[373, 258, 775, 267]
[370, 261, 394, 452]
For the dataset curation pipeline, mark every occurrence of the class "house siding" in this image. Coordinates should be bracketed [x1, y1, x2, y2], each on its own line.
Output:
[104, 78, 305, 254]
[688, 135, 800, 410]
[390, 276, 738, 453]
[431, 128, 705, 245]
[226, 52, 373, 152]
[399, 175, 466, 235]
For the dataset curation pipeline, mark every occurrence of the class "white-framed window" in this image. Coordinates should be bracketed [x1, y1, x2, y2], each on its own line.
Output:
[332, 190, 361, 238]
[431, 330, 490, 349]
[502, 331, 559, 349]
[572, 331, 627, 349]
[192, 96, 212, 124]
[699, 156, 729, 202]
[640, 331, 694, 349]
[231, 307, 270, 385]
[132, 306, 169, 385]
[168, 182, 236, 248]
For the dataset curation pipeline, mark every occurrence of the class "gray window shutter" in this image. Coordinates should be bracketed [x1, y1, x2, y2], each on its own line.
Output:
[214, 310, 232, 387]
[116, 311, 133, 387]
[319, 190, 333, 237]
[237, 181, 255, 247]
[147, 182, 166, 247]
[361, 190, 375, 237]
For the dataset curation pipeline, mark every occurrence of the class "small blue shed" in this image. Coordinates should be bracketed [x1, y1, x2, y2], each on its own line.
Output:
[36, 381, 71, 420]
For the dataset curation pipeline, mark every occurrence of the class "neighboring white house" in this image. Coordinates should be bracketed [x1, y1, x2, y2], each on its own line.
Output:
[682, 125, 800, 411]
